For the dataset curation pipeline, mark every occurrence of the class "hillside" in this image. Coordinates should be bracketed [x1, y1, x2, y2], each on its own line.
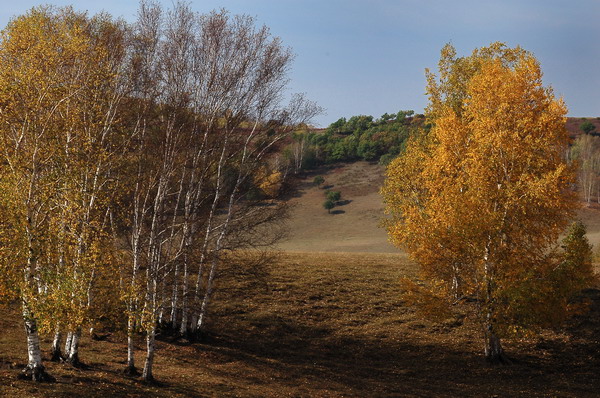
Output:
[567, 117, 600, 138]
[2, 161, 600, 397]
[279, 160, 600, 253]
[277, 161, 399, 253]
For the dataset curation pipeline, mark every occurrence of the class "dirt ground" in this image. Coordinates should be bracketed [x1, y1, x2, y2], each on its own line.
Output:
[2, 251, 600, 397]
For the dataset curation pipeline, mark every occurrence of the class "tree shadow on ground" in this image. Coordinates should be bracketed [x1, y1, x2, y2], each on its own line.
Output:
[197, 262, 600, 397]
[193, 310, 600, 397]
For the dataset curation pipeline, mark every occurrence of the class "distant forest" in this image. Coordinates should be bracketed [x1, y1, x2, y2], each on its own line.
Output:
[284, 111, 425, 172]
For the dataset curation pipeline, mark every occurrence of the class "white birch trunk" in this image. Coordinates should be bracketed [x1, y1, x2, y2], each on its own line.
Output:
[189, 313, 199, 334]
[197, 141, 249, 331]
[482, 242, 508, 364]
[51, 327, 62, 361]
[170, 261, 179, 328]
[142, 326, 156, 382]
[66, 327, 82, 366]
[64, 331, 73, 356]
[178, 255, 190, 336]
[196, 266, 215, 331]
[24, 318, 42, 366]
[190, 135, 230, 332]
[124, 315, 138, 375]
[21, 303, 52, 381]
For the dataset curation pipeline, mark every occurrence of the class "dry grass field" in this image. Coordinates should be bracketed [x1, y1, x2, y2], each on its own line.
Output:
[2, 251, 600, 397]
[2, 161, 600, 397]
[277, 161, 398, 253]
[279, 161, 600, 251]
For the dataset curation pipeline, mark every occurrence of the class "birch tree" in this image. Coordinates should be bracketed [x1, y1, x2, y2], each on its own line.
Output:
[0, 0, 319, 383]
[53, 13, 127, 368]
[119, 1, 175, 379]
[571, 134, 600, 205]
[0, 6, 125, 380]
[120, 2, 320, 381]
[382, 43, 591, 363]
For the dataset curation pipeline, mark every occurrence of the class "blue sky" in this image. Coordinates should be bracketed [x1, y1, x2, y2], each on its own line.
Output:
[1, 0, 598, 126]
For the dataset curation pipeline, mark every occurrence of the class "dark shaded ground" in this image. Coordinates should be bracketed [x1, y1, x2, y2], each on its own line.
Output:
[1, 251, 600, 397]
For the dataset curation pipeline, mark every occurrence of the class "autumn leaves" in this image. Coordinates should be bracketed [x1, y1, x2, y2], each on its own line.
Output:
[0, 2, 592, 387]
[0, 3, 318, 382]
[383, 43, 593, 363]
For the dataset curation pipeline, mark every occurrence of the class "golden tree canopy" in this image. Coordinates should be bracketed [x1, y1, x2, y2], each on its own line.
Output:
[382, 43, 589, 361]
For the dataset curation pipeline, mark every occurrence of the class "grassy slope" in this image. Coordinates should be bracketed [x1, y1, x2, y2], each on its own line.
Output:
[277, 162, 398, 253]
[566, 117, 600, 139]
[278, 160, 600, 251]
[2, 161, 600, 397]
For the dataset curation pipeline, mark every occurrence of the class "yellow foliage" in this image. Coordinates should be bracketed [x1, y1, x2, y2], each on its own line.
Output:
[255, 167, 282, 198]
[400, 277, 452, 321]
[382, 43, 586, 336]
[0, 6, 125, 332]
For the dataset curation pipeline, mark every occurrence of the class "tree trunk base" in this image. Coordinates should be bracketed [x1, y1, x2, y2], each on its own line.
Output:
[174, 327, 194, 344]
[50, 350, 62, 362]
[485, 334, 512, 365]
[65, 355, 85, 369]
[485, 351, 512, 365]
[19, 364, 55, 382]
[485, 346, 512, 365]
[141, 374, 164, 386]
[122, 365, 139, 376]
[142, 371, 159, 385]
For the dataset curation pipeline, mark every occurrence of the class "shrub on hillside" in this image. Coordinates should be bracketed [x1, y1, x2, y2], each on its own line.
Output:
[326, 190, 341, 202]
[323, 199, 335, 213]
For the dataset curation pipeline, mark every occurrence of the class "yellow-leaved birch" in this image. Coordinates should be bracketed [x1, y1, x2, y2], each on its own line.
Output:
[383, 43, 590, 363]
[0, 6, 125, 379]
